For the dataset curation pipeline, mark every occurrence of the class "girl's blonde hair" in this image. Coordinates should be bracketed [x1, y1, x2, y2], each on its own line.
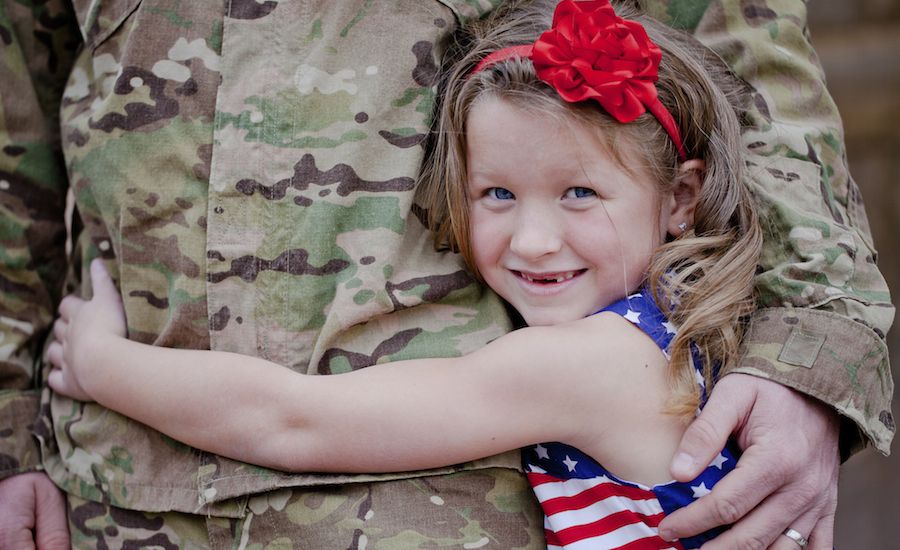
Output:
[418, 0, 762, 415]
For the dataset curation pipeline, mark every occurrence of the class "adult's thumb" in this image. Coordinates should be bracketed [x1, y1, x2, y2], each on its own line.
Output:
[670, 376, 751, 481]
[33, 475, 70, 550]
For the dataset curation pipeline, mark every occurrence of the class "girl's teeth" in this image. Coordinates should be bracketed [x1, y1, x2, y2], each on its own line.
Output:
[522, 272, 576, 283]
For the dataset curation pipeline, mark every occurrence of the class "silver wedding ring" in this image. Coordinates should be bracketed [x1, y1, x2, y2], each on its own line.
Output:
[783, 527, 808, 548]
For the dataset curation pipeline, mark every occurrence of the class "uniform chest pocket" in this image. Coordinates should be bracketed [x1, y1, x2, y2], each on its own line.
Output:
[72, 0, 142, 48]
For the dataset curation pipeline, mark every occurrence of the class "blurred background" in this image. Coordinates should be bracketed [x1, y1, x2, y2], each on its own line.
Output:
[807, 1, 899, 548]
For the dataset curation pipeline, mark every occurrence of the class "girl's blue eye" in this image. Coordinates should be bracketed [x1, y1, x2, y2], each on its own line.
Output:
[486, 187, 515, 200]
[565, 187, 596, 199]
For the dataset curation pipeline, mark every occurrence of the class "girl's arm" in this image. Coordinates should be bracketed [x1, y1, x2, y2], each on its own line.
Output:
[48, 260, 682, 480]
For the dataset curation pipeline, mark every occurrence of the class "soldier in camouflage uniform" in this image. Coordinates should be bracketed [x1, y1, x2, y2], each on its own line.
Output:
[0, 0, 892, 548]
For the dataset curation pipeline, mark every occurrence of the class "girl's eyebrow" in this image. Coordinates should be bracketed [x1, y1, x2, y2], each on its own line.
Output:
[466, 166, 507, 181]
[465, 171, 493, 183]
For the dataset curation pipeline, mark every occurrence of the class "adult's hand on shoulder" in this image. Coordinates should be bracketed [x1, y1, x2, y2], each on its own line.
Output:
[657, 374, 839, 549]
[0, 472, 70, 550]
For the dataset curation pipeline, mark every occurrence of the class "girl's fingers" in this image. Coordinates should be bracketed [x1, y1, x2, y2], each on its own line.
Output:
[57, 295, 83, 321]
[52, 319, 67, 343]
[46, 342, 64, 369]
[48, 366, 91, 402]
[90, 259, 121, 304]
[47, 367, 64, 393]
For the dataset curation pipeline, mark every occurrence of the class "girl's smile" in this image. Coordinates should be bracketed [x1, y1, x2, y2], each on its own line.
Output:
[509, 268, 586, 298]
[512, 269, 586, 284]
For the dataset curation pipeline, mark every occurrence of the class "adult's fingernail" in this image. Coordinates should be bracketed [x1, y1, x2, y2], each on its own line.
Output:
[658, 527, 675, 541]
[671, 452, 695, 475]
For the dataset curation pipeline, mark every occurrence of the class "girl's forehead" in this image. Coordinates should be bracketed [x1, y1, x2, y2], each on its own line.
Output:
[465, 97, 654, 186]
[467, 96, 637, 154]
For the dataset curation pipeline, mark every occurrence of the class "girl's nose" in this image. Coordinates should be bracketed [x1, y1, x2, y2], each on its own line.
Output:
[508, 213, 563, 260]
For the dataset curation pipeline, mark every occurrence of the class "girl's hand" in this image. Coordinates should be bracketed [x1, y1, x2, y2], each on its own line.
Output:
[46, 259, 127, 401]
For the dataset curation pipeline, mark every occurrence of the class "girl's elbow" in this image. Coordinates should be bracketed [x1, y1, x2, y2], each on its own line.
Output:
[251, 421, 327, 473]
[261, 434, 317, 473]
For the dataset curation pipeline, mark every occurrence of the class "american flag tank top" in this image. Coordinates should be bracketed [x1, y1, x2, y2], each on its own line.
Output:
[523, 287, 739, 549]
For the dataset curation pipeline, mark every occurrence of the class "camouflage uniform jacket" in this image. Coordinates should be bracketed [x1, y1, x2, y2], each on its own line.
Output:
[0, 0, 893, 517]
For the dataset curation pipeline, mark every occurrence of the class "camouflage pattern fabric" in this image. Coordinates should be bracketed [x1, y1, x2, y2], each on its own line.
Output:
[66, 470, 541, 549]
[640, 0, 894, 457]
[0, 0, 893, 546]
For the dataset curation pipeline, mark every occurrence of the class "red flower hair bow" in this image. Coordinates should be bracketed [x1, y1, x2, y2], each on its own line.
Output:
[471, 0, 685, 159]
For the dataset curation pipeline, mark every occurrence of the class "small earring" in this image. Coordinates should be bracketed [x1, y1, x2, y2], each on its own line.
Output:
[678, 222, 688, 232]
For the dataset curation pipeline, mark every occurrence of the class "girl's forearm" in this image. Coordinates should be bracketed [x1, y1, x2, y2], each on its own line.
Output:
[80, 336, 307, 468]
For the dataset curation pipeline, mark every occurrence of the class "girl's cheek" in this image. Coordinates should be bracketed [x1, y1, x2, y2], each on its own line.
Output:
[469, 210, 500, 236]
[470, 217, 507, 255]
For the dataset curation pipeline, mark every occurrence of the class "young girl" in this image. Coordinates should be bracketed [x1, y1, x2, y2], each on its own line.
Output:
[48, 1, 761, 548]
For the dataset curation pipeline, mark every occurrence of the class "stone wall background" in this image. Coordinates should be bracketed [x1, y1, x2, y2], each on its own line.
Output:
[807, 1, 898, 548]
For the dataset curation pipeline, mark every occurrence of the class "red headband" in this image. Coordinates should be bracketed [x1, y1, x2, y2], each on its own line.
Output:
[470, 0, 686, 160]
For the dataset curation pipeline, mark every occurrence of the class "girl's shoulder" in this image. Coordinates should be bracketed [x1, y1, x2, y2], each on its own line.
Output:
[577, 311, 670, 359]
[506, 309, 668, 374]
[517, 286, 671, 357]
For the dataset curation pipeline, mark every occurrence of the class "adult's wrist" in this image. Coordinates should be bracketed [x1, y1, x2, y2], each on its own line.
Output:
[726, 307, 892, 458]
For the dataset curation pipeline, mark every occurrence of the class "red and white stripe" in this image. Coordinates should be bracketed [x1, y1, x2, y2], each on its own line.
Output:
[528, 469, 683, 550]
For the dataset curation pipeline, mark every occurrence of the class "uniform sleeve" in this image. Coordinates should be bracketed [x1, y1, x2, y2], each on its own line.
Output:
[0, 1, 80, 478]
[642, 0, 894, 458]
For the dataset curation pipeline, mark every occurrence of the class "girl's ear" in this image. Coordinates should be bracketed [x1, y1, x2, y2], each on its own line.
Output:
[666, 159, 704, 236]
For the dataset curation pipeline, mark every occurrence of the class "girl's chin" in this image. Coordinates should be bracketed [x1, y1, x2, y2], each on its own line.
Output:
[518, 308, 584, 327]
